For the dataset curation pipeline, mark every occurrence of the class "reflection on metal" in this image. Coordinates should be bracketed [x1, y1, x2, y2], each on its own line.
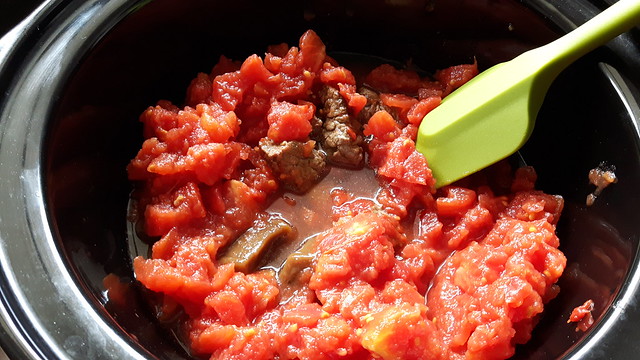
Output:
[599, 62, 640, 139]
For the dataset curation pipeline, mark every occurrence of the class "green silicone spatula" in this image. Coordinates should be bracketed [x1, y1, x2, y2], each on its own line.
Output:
[416, 0, 640, 188]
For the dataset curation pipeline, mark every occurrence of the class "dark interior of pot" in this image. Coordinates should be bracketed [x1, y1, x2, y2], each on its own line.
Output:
[45, 0, 640, 358]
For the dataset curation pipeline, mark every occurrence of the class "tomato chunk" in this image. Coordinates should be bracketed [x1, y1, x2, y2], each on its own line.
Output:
[266, 100, 315, 142]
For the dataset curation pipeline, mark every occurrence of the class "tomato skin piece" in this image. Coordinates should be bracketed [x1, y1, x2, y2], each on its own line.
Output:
[569, 299, 595, 322]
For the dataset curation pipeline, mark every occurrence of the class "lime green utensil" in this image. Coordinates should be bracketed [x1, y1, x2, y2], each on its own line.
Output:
[416, 0, 640, 188]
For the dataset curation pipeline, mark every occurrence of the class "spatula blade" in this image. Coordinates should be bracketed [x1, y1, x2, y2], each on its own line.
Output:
[416, 54, 545, 188]
[417, 0, 640, 188]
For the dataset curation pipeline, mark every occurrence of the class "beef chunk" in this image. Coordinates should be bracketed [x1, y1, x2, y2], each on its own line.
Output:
[357, 86, 397, 124]
[317, 85, 364, 168]
[259, 138, 327, 193]
[310, 115, 323, 138]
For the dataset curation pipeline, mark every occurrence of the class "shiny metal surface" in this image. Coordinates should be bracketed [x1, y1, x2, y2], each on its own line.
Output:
[0, 1, 153, 358]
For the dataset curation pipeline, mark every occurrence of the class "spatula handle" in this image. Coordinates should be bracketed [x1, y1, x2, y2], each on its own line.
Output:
[538, 0, 640, 74]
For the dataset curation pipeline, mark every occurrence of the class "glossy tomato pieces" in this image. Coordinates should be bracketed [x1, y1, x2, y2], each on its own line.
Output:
[125, 30, 567, 360]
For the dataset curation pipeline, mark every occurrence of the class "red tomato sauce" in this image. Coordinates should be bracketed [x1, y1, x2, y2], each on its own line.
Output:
[127, 30, 566, 360]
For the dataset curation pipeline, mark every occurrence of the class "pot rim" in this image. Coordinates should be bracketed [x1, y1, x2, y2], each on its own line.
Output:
[0, 2, 156, 359]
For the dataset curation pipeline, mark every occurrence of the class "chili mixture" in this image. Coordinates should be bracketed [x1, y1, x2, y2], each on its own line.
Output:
[127, 30, 567, 360]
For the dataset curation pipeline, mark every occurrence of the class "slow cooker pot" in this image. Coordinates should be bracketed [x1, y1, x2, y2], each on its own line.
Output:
[0, 0, 639, 359]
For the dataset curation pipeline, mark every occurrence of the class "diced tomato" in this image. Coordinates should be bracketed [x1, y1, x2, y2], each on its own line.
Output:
[185, 72, 212, 107]
[443, 203, 493, 249]
[435, 60, 479, 96]
[139, 102, 179, 139]
[380, 93, 418, 122]
[264, 53, 283, 73]
[376, 135, 435, 188]
[299, 29, 327, 73]
[266, 100, 315, 142]
[240, 54, 274, 84]
[363, 110, 400, 141]
[219, 180, 261, 231]
[127, 30, 565, 360]
[212, 70, 246, 111]
[406, 97, 441, 125]
[511, 166, 538, 192]
[418, 84, 444, 99]
[282, 303, 324, 327]
[267, 42, 289, 58]
[145, 182, 206, 236]
[365, 64, 426, 94]
[210, 55, 241, 77]
[186, 142, 242, 186]
[320, 64, 356, 86]
[361, 304, 441, 360]
[192, 323, 238, 354]
[331, 194, 378, 221]
[375, 178, 433, 218]
[133, 255, 217, 305]
[196, 103, 240, 143]
[338, 83, 367, 115]
[568, 299, 595, 332]
[436, 187, 477, 217]
[310, 212, 404, 290]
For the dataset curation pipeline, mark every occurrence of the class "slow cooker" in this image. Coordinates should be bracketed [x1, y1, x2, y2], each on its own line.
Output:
[0, 0, 639, 359]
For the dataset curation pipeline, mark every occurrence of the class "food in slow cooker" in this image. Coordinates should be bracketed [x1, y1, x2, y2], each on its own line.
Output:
[568, 299, 595, 332]
[586, 163, 617, 206]
[127, 30, 566, 360]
